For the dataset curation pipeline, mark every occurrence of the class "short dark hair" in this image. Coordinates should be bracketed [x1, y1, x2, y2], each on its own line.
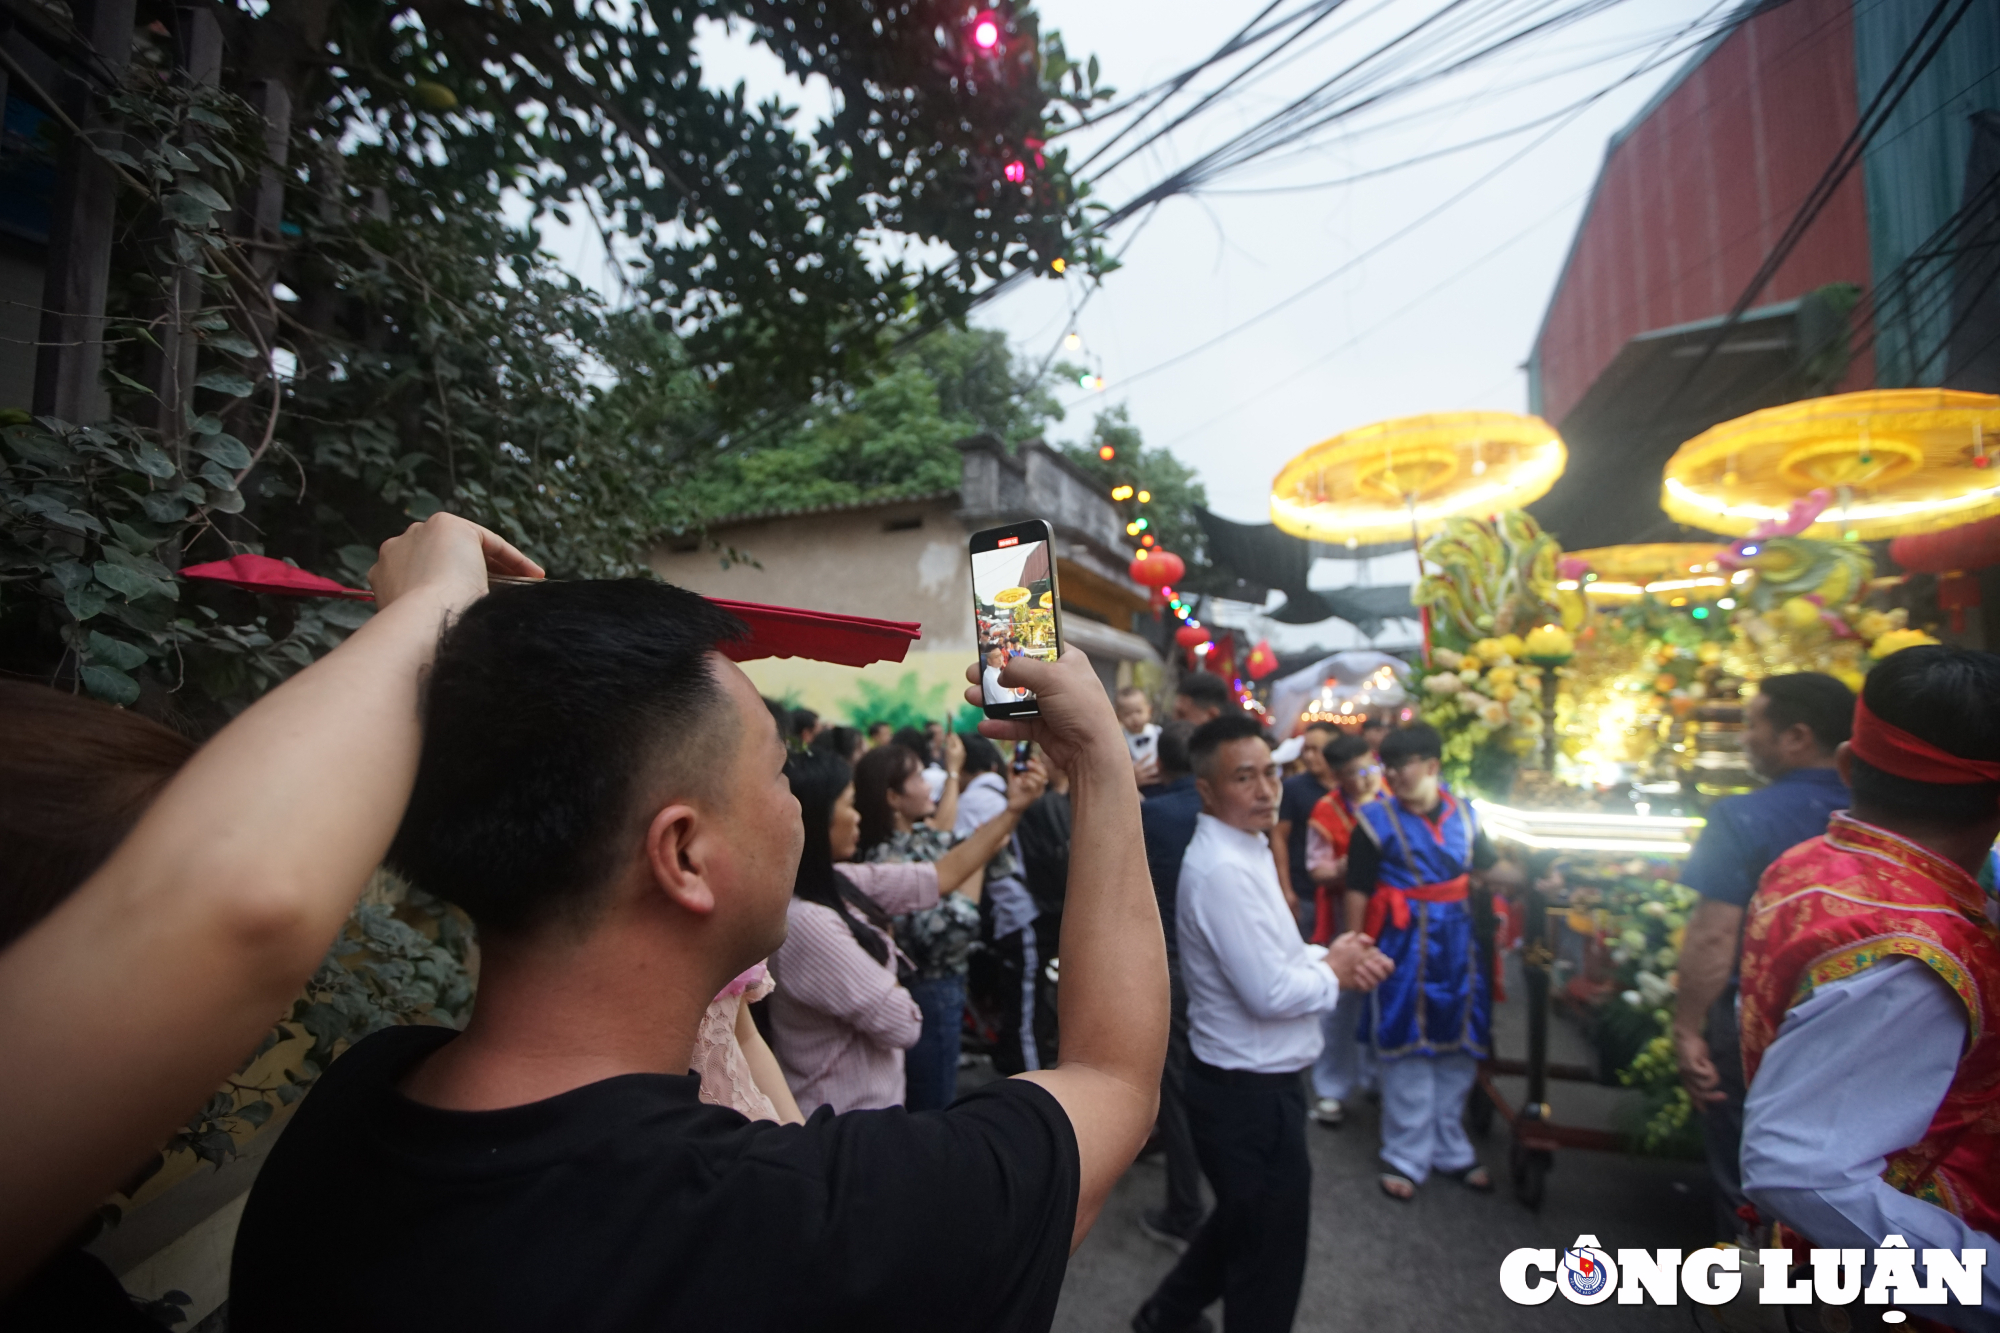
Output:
[764, 697, 793, 745]
[959, 732, 1005, 777]
[1189, 713, 1269, 778]
[388, 579, 747, 936]
[1156, 720, 1196, 779]
[1175, 672, 1231, 712]
[0, 682, 196, 949]
[1379, 723, 1443, 767]
[1849, 645, 2000, 823]
[789, 706, 818, 732]
[1324, 734, 1373, 769]
[890, 725, 931, 760]
[1758, 672, 1854, 754]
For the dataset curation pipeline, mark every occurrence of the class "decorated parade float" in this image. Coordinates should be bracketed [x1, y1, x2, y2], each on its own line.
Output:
[1266, 390, 2000, 1199]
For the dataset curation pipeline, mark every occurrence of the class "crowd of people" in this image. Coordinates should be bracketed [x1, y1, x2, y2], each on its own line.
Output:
[0, 511, 1993, 1332]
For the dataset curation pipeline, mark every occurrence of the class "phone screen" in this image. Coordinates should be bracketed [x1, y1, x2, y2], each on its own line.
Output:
[971, 527, 1060, 714]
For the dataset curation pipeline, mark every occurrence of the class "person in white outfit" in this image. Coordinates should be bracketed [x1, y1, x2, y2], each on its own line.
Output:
[1132, 714, 1393, 1333]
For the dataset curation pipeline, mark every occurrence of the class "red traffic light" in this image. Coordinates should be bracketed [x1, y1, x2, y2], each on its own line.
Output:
[971, 12, 1000, 48]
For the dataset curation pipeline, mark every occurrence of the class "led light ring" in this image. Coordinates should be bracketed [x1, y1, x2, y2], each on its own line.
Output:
[1270, 412, 1567, 544]
[1661, 389, 2000, 539]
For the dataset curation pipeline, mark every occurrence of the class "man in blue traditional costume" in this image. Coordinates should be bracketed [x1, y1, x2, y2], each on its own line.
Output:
[1345, 723, 1501, 1200]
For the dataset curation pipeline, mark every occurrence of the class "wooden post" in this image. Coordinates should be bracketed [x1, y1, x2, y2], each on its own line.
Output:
[32, 0, 137, 424]
[146, 7, 224, 447]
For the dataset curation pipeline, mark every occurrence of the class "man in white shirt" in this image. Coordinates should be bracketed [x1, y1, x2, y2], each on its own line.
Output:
[981, 643, 1018, 706]
[1132, 715, 1393, 1333]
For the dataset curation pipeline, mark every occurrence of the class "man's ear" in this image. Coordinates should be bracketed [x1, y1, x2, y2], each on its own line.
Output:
[1834, 741, 1853, 786]
[644, 803, 717, 916]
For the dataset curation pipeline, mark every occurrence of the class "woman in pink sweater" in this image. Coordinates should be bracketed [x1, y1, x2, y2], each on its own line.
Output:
[767, 749, 1041, 1113]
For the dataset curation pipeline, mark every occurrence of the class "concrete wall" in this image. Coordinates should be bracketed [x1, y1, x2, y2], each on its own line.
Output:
[652, 495, 975, 653]
[650, 495, 980, 720]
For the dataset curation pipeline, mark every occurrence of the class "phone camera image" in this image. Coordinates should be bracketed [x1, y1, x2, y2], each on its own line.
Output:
[970, 527, 1060, 715]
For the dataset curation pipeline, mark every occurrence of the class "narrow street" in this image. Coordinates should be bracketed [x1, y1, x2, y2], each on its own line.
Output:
[1048, 961, 1713, 1330]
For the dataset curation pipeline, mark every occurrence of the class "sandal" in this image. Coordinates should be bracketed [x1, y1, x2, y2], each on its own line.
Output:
[1378, 1172, 1416, 1201]
[1444, 1165, 1495, 1193]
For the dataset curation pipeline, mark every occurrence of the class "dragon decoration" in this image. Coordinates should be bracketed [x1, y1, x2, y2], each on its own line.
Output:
[1716, 491, 1933, 676]
[1413, 511, 1579, 649]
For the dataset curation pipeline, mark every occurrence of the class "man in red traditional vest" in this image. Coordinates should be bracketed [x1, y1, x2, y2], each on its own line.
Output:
[1738, 645, 2000, 1327]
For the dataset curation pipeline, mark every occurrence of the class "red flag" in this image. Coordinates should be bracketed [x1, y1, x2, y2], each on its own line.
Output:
[1244, 638, 1278, 680]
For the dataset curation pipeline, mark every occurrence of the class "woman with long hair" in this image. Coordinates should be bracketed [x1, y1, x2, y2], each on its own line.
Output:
[852, 735, 987, 1110]
[767, 748, 1041, 1113]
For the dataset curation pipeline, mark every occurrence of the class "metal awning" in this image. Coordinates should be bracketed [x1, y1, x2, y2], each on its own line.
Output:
[1529, 290, 1854, 549]
[1059, 614, 1162, 665]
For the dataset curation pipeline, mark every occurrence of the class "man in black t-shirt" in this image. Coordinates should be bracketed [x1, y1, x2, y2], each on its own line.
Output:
[229, 580, 1167, 1332]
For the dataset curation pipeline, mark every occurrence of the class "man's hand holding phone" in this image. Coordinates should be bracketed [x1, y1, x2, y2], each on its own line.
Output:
[963, 649, 1126, 784]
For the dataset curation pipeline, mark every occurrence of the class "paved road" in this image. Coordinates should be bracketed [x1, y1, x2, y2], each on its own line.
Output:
[1051, 1090, 1710, 1332]
[1044, 960, 1715, 1331]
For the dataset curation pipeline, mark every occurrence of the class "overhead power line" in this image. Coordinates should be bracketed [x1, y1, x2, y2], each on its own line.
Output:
[1148, 186, 1590, 451]
[1657, 0, 1981, 412]
[1048, 0, 1734, 405]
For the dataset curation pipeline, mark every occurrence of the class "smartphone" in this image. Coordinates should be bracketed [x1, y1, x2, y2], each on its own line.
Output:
[1013, 741, 1034, 774]
[969, 518, 1063, 720]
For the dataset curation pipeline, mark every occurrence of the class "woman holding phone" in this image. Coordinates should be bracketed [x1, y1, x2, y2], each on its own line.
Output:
[853, 736, 989, 1111]
[767, 750, 1042, 1113]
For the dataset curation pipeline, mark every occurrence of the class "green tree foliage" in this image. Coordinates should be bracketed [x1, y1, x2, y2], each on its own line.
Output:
[1057, 405, 1210, 573]
[665, 325, 1067, 523]
[1, 4, 1112, 721]
[244, 0, 1115, 415]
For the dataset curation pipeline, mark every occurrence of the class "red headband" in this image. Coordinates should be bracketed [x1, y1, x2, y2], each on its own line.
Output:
[1850, 696, 2000, 785]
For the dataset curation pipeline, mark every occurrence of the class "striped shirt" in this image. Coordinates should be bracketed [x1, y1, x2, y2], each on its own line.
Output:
[767, 861, 939, 1113]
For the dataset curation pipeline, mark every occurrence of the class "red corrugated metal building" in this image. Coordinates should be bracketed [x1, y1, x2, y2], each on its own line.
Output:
[1525, 0, 2000, 547]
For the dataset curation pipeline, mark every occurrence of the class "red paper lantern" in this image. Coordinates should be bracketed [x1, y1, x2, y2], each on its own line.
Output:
[1889, 514, 2000, 573]
[1175, 624, 1210, 648]
[1130, 550, 1186, 587]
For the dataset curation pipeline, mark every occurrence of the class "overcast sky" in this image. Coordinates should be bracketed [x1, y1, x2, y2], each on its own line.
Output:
[544, 0, 1729, 650]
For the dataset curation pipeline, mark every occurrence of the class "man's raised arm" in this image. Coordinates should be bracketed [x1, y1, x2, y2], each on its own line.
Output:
[0, 514, 540, 1286]
[968, 650, 1168, 1251]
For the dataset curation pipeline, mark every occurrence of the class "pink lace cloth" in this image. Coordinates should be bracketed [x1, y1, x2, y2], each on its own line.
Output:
[692, 961, 780, 1121]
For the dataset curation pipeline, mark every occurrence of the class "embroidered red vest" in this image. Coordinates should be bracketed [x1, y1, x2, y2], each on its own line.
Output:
[1739, 813, 2000, 1237]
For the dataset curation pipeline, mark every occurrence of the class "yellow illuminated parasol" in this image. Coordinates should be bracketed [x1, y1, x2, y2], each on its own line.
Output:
[1558, 544, 1735, 605]
[991, 586, 1032, 608]
[1661, 389, 2000, 539]
[1270, 411, 1567, 544]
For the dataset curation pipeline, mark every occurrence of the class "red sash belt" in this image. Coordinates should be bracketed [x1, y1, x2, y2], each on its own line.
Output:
[1364, 875, 1469, 938]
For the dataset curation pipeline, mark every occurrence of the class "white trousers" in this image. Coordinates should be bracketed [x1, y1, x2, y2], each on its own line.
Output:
[1310, 988, 1374, 1102]
[1377, 1052, 1479, 1183]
